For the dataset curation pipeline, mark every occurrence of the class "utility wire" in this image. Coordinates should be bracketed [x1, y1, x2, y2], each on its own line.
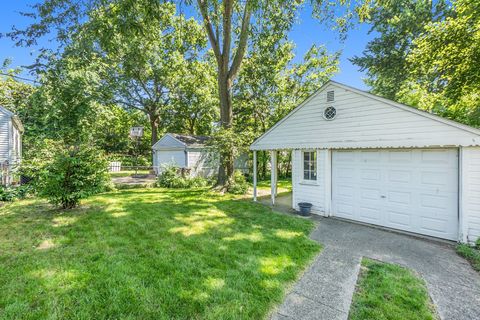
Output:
[0, 72, 39, 84]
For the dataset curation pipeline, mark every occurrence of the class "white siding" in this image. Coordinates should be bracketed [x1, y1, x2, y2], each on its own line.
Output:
[11, 123, 21, 164]
[0, 113, 10, 161]
[251, 83, 480, 150]
[187, 149, 217, 177]
[292, 149, 327, 215]
[461, 147, 480, 243]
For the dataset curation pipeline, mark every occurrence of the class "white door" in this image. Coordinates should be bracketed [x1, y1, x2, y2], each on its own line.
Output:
[332, 149, 458, 240]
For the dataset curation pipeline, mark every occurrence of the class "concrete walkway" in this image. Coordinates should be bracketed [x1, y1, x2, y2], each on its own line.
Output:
[271, 217, 480, 320]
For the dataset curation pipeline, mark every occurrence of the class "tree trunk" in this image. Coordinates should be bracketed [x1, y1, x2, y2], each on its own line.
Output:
[261, 150, 267, 179]
[286, 151, 292, 177]
[150, 115, 159, 146]
[217, 71, 234, 187]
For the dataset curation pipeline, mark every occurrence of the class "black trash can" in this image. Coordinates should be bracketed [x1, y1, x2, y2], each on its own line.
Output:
[298, 202, 313, 216]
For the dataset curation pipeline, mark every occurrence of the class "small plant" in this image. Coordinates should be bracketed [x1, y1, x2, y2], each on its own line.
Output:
[456, 242, 480, 272]
[0, 186, 18, 202]
[37, 144, 110, 209]
[156, 164, 210, 189]
[227, 170, 249, 194]
[0, 184, 33, 202]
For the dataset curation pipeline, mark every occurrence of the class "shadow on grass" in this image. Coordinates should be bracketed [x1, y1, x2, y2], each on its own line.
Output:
[0, 188, 320, 320]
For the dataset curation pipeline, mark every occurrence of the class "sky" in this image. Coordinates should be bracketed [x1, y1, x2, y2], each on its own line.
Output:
[0, 1, 373, 90]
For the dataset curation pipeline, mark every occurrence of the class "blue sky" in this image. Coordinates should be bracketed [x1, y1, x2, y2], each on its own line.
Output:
[0, 1, 373, 90]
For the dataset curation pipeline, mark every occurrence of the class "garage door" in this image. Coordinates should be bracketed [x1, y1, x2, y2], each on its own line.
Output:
[332, 149, 458, 240]
[157, 150, 186, 169]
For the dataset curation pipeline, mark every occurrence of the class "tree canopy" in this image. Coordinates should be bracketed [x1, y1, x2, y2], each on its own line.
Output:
[353, 0, 480, 127]
[4, 0, 351, 185]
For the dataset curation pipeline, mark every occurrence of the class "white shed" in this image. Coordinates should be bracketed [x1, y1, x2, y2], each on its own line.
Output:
[250, 80, 480, 243]
[0, 106, 23, 185]
[152, 133, 249, 177]
[152, 133, 214, 176]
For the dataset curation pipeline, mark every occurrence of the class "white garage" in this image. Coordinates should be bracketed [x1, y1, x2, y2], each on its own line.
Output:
[250, 80, 480, 243]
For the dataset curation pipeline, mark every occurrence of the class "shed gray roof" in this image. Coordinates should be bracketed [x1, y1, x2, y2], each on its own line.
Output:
[170, 133, 210, 148]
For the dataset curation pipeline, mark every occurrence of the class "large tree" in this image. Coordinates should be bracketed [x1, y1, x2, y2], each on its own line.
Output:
[351, 0, 450, 100]
[7, 0, 354, 186]
[192, 0, 352, 186]
[233, 4, 339, 178]
[397, 0, 480, 127]
[84, 2, 209, 146]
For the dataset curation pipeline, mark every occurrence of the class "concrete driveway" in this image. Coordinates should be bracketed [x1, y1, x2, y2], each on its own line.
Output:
[271, 217, 480, 320]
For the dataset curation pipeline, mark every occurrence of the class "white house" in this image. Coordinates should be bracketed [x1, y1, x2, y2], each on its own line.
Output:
[0, 106, 23, 185]
[152, 133, 248, 177]
[250, 80, 480, 243]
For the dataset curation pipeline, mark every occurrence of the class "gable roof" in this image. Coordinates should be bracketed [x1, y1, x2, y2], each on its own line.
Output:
[170, 133, 210, 147]
[152, 133, 210, 150]
[250, 80, 480, 150]
[0, 106, 14, 117]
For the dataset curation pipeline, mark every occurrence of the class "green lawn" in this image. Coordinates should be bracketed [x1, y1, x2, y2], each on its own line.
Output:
[0, 188, 320, 319]
[256, 178, 292, 193]
[456, 242, 480, 272]
[349, 258, 437, 320]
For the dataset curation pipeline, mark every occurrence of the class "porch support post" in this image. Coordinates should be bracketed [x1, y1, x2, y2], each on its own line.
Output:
[270, 150, 277, 205]
[253, 150, 257, 202]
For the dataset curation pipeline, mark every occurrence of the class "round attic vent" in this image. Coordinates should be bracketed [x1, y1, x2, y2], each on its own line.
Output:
[323, 106, 336, 120]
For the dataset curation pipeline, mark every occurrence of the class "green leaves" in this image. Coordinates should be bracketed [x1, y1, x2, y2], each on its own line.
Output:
[351, 0, 451, 100]
[36, 143, 110, 209]
[398, 0, 480, 126]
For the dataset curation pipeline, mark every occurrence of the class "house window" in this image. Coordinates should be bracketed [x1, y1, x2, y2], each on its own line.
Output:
[303, 151, 317, 181]
[323, 106, 337, 120]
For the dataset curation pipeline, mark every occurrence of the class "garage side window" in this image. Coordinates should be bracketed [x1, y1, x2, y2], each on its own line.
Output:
[303, 151, 317, 181]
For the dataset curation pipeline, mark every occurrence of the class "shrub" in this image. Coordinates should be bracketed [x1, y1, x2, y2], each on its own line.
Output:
[15, 184, 34, 199]
[227, 171, 249, 195]
[0, 186, 18, 202]
[156, 165, 210, 189]
[37, 144, 110, 209]
[0, 185, 34, 202]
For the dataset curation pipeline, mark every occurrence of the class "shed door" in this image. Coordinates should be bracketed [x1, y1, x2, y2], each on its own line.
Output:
[332, 149, 458, 240]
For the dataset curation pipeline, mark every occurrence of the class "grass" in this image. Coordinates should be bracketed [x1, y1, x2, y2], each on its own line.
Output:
[0, 188, 320, 319]
[256, 178, 292, 193]
[109, 170, 150, 178]
[456, 242, 480, 272]
[349, 258, 437, 320]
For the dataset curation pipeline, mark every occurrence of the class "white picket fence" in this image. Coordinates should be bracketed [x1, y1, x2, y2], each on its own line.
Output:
[109, 161, 122, 172]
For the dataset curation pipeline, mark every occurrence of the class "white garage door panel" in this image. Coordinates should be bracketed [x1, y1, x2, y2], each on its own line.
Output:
[332, 149, 458, 240]
[157, 150, 186, 169]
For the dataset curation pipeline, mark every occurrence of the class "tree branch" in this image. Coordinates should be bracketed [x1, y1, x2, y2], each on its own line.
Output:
[197, 0, 221, 62]
[228, 1, 252, 81]
[222, 0, 233, 72]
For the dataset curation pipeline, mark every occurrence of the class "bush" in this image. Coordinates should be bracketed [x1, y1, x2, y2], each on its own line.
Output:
[0, 186, 18, 202]
[227, 171, 249, 195]
[156, 165, 210, 189]
[37, 144, 110, 209]
[0, 185, 34, 202]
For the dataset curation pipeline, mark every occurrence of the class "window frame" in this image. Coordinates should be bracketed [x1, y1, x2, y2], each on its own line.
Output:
[302, 150, 317, 182]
